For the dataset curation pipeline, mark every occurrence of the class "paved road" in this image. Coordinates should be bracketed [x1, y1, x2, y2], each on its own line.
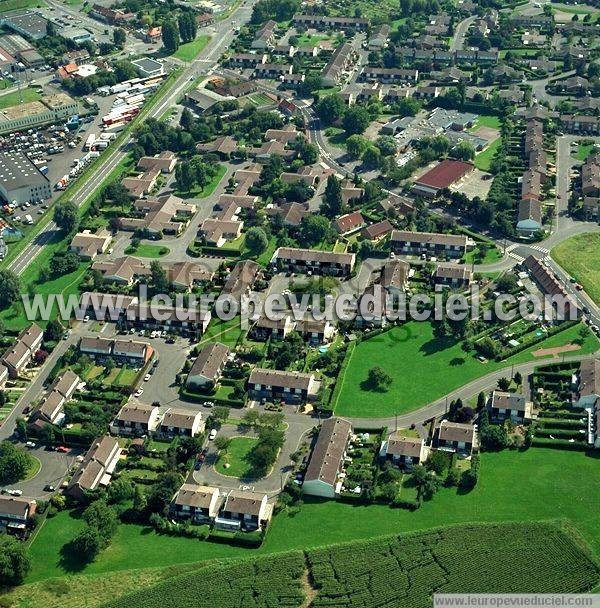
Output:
[6, 0, 256, 278]
[450, 16, 477, 52]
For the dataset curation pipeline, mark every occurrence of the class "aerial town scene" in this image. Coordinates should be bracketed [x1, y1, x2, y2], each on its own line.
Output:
[0, 0, 598, 604]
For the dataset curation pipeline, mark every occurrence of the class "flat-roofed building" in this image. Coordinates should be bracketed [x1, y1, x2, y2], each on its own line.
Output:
[0, 152, 51, 204]
[0, 93, 78, 135]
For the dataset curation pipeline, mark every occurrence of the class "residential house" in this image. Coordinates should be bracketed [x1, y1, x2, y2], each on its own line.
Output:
[292, 14, 369, 31]
[488, 390, 532, 423]
[186, 342, 230, 390]
[379, 432, 428, 469]
[111, 402, 161, 436]
[171, 483, 222, 523]
[248, 368, 320, 404]
[137, 151, 177, 174]
[302, 417, 352, 498]
[119, 195, 196, 237]
[159, 408, 205, 438]
[1, 324, 44, 379]
[252, 20, 277, 49]
[390, 230, 469, 259]
[576, 359, 600, 408]
[250, 316, 295, 341]
[560, 115, 600, 136]
[334, 211, 365, 235]
[0, 495, 36, 534]
[434, 264, 473, 289]
[360, 67, 418, 84]
[436, 420, 476, 455]
[221, 259, 260, 299]
[69, 230, 111, 260]
[66, 435, 122, 500]
[272, 247, 356, 277]
[321, 43, 356, 87]
[381, 258, 409, 295]
[362, 219, 394, 242]
[79, 337, 152, 368]
[215, 490, 272, 531]
[294, 318, 336, 345]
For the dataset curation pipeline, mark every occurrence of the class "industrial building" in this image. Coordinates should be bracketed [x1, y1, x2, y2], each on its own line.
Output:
[0, 152, 51, 204]
[0, 10, 50, 40]
[0, 92, 78, 135]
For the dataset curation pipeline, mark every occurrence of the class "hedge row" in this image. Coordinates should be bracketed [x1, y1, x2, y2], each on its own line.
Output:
[531, 437, 589, 451]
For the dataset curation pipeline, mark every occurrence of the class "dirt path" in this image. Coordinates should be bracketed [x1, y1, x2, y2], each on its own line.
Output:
[300, 568, 317, 608]
[531, 343, 581, 358]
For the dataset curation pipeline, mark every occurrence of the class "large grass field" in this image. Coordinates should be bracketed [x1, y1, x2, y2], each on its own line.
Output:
[552, 233, 600, 307]
[214, 436, 258, 478]
[23, 448, 600, 586]
[0, 87, 41, 109]
[0, 0, 44, 12]
[334, 321, 598, 417]
[172, 35, 211, 61]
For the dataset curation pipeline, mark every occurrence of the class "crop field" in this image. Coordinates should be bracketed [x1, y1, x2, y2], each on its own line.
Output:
[96, 522, 598, 608]
[308, 522, 599, 607]
[100, 553, 306, 608]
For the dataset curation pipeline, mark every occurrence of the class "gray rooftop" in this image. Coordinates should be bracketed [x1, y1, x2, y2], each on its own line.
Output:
[0, 152, 49, 191]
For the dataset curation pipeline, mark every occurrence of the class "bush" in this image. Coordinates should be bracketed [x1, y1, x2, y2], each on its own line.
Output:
[392, 497, 420, 511]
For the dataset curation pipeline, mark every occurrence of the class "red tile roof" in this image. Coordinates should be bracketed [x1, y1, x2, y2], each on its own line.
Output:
[415, 160, 474, 190]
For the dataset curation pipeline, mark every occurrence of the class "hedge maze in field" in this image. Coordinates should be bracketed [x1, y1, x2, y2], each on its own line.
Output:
[101, 522, 600, 608]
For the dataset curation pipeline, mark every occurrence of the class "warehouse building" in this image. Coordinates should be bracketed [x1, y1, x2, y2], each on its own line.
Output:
[0, 11, 50, 40]
[0, 92, 78, 135]
[0, 152, 51, 204]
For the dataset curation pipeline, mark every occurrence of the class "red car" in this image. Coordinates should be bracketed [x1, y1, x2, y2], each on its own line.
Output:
[56, 446, 69, 453]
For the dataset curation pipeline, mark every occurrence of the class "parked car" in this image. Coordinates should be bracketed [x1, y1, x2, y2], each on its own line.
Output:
[56, 446, 69, 453]
[144, 374, 151, 382]
[44, 484, 55, 492]
[203, 401, 214, 408]
[24, 441, 36, 448]
[208, 429, 217, 440]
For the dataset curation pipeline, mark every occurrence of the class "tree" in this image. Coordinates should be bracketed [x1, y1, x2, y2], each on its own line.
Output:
[44, 319, 64, 342]
[412, 465, 441, 500]
[72, 525, 103, 561]
[342, 105, 370, 135]
[375, 136, 398, 157]
[366, 366, 393, 392]
[175, 160, 194, 192]
[346, 134, 370, 159]
[107, 477, 134, 504]
[452, 141, 476, 161]
[214, 436, 231, 451]
[321, 174, 345, 218]
[298, 214, 333, 247]
[161, 20, 180, 53]
[53, 201, 79, 233]
[477, 391, 486, 411]
[0, 441, 34, 484]
[210, 406, 230, 427]
[0, 535, 31, 585]
[242, 409, 260, 428]
[245, 227, 269, 255]
[150, 260, 169, 292]
[315, 94, 346, 125]
[495, 273, 518, 294]
[362, 146, 381, 170]
[497, 377, 510, 391]
[180, 107, 194, 131]
[113, 28, 126, 47]
[0, 269, 20, 309]
[513, 371, 522, 386]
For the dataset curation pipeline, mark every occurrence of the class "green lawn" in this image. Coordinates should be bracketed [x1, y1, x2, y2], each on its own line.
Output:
[334, 321, 598, 417]
[0, 257, 89, 331]
[25, 448, 600, 583]
[0, 87, 41, 109]
[0, 0, 45, 12]
[574, 143, 597, 161]
[125, 244, 170, 258]
[551, 233, 600, 307]
[199, 316, 245, 348]
[295, 33, 330, 46]
[214, 436, 258, 478]
[172, 35, 211, 61]
[474, 137, 502, 172]
[471, 115, 502, 130]
[175, 164, 226, 199]
[245, 93, 273, 106]
[463, 243, 503, 265]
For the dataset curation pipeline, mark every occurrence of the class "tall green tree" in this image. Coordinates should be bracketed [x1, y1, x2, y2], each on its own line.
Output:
[321, 174, 345, 218]
[0, 535, 31, 585]
[53, 200, 79, 233]
[162, 20, 180, 53]
[0, 270, 20, 309]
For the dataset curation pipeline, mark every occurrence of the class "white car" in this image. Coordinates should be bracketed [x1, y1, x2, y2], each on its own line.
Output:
[134, 388, 144, 397]
[208, 429, 217, 440]
[7, 489, 22, 496]
[144, 374, 151, 382]
[25, 441, 36, 448]
[83, 315, 90, 322]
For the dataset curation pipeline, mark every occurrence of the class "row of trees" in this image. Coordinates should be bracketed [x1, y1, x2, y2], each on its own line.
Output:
[161, 12, 198, 53]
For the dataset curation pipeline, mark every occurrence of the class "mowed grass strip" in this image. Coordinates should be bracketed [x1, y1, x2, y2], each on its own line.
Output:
[552, 233, 600, 307]
[25, 448, 600, 584]
[334, 321, 598, 417]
